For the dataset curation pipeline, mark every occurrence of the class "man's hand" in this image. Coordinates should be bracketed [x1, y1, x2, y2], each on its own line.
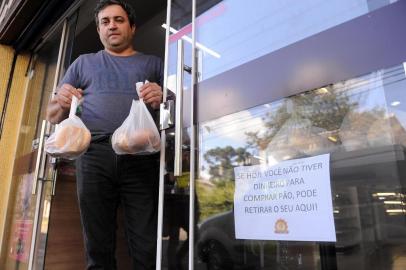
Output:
[139, 82, 162, 109]
[47, 83, 83, 124]
[55, 83, 83, 109]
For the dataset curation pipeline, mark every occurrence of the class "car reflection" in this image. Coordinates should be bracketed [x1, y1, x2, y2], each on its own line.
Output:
[197, 211, 281, 270]
[197, 211, 236, 269]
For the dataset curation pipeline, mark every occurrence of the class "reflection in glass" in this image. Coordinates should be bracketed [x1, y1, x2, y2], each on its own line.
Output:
[193, 0, 399, 81]
[195, 63, 406, 269]
[2, 27, 62, 270]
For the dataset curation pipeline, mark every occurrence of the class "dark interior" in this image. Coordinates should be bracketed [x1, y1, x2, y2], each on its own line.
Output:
[71, 0, 167, 61]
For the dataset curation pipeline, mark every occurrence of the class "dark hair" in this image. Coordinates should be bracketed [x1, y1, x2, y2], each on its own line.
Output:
[94, 0, 136, 27]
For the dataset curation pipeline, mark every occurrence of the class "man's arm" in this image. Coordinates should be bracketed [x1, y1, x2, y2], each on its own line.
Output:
[46, 83, 83, 124]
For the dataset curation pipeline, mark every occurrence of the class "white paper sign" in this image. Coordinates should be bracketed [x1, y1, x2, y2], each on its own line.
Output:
[234, 154, 336, 242]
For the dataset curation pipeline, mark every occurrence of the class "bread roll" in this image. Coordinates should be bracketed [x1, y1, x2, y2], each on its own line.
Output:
[115, 129, 160, 153]
[54, 125, 91, 154]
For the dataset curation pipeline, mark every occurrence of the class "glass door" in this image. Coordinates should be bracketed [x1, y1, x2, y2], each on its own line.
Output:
[158, 1, 194, 269]
[192, 62, 406, 270]
[160, 1, 406, 270]
[2, 27, 62, 270]
[1, 15, 77, 270]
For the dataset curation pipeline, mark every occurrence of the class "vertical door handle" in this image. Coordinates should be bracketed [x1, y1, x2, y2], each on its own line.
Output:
[32, 120, 47, 195]
[51, 157, 58, 195]
[174, 39, 184, 176]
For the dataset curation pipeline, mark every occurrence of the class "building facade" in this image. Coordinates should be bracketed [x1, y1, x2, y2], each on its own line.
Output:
[0, 0, 406, 269]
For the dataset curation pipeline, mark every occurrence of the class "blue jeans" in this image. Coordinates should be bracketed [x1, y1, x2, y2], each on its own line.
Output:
[76, 136, 159, 270]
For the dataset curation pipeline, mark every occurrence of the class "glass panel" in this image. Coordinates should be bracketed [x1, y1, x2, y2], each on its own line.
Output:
[161, 1, 193, 269]
[193, 1, 404, 269]
[195, 62, 406, 269]
[1, 26, 63, 270]
[194, 0, 399, 81]
[33, 14, 79, 269]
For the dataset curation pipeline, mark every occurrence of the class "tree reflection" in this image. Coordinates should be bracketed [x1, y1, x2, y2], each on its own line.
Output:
[246, 86, 358, 151]
[204, 146, 252, 181]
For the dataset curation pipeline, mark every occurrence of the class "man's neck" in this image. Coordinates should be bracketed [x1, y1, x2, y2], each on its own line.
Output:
[104, 47, 136, 56]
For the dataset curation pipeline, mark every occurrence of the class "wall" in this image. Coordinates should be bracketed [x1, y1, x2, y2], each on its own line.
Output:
[0, 44, 30, 264]
[0, 45, 14, 122]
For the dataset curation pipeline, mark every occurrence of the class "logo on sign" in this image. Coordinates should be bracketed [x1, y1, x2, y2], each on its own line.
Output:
[274, 219, 289, 234]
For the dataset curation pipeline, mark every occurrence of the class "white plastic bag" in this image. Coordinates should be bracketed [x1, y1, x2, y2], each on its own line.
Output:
[112, 81, 161, 155]
[45, 96, 91, 159]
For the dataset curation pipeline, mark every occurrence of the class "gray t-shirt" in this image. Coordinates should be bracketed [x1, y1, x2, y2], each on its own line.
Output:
[60, 50, 163, 134]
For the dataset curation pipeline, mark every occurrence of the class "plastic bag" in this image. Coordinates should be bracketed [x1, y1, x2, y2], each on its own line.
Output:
[45, 96, 91, 159]
[112, 81, 161, 155]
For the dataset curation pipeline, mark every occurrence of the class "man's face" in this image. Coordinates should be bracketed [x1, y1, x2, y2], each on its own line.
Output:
[97, 4, 135, 53]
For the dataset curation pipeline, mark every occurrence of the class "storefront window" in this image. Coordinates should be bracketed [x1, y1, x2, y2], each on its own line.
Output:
[189, 0, 400, 80]
[196, 62, 406, 269]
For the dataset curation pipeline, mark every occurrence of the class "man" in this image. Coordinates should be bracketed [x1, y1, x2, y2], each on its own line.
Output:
[46, 1, 163, 269]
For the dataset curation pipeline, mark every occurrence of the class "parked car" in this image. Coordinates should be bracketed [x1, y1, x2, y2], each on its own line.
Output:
[197, 211, 275, 270]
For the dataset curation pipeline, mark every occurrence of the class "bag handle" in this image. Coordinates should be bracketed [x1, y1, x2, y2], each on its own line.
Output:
[135, 80, 149, 103]
[69, 95, 79, 118]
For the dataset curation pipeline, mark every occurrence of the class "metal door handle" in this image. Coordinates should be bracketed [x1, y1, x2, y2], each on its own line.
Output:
[32, 120, 47, 195]
[50, 157, 58, 195]
[174, 39, 184, 176]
